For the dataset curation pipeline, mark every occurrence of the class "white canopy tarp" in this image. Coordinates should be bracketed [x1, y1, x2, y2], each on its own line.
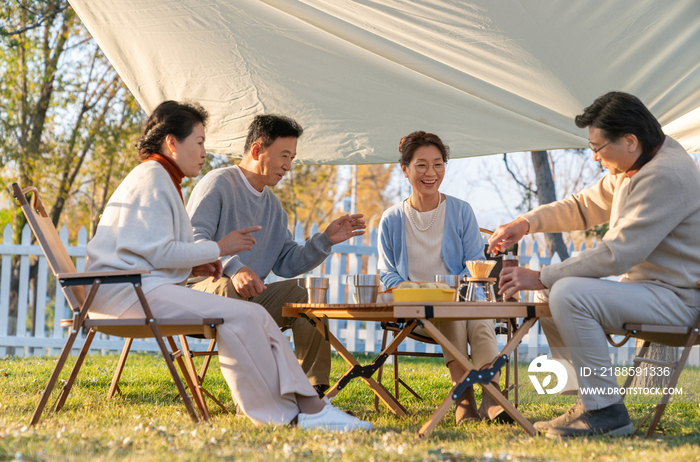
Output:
[69, 0, 700, 163]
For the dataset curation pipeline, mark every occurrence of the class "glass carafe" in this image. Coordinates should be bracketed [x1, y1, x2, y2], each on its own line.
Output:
[459, 276, 497, 302]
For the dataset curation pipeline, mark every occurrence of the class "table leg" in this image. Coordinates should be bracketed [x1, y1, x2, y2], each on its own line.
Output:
[417, 319, 538, 437]
[304, 312, 413, 417]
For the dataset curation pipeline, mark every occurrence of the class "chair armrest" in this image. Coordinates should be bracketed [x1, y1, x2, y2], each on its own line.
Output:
[57, 269, 151, 287]
[57, 269, 150, 279]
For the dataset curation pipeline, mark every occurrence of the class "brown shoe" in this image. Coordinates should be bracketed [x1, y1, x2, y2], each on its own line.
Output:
[533, 402, 584, 432]
[455, 386, 482, 425]
[546, 403, 634, 438]
[478, 387, 514, 424]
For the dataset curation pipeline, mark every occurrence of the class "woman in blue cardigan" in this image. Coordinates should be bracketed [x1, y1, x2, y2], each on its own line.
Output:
[378, 131, 505, 424]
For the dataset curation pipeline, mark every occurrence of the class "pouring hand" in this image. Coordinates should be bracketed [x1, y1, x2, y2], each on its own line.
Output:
[487, 217, 529, 255]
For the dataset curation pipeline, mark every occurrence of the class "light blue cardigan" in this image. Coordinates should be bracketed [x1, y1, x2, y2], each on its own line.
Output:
[377, 195, 485, 288]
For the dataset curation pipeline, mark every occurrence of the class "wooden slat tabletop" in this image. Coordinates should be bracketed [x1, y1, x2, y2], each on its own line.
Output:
[282, 302, 550, 321]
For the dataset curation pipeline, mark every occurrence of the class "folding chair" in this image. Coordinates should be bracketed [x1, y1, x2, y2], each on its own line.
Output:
[174, 335, 230, 415]
[375, 228, 521, 410]
[606, 294, 700, 437]
[12, 183, 222, 425]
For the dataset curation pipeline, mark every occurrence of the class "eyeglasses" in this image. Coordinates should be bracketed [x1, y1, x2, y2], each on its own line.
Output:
[588, 140, 613, 154]
[411, 162, 445, 174]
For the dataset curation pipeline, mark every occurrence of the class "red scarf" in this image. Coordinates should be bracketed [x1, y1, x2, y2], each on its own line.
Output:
[144, 153, 185, 203]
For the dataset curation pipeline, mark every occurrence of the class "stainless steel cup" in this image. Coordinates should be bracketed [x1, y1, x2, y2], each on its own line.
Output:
[346, 274, 380, 304]
[298, 277, 330, 304]
[435, 274, 460, 288]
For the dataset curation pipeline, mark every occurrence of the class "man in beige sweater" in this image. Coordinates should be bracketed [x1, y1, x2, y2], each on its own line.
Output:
[488, 92, 700, 437]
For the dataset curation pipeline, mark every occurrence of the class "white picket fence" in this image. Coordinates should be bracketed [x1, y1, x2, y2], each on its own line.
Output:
[1, 222, 698, 366]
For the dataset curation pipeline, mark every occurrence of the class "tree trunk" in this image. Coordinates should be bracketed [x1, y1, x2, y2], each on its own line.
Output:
[630, 339, 677, 388]
[531, 150, 569, 261]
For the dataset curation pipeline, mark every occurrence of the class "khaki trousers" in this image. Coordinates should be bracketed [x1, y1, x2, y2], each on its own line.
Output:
[538, 277, 700, 410]
[117, 285, 318, 425]
[413, 319, 499, 368]
[190, 277, 331, 387]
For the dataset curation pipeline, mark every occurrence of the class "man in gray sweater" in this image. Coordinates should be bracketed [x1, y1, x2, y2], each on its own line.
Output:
[489, 92, 700, 437]
[187, 114, 366, 396]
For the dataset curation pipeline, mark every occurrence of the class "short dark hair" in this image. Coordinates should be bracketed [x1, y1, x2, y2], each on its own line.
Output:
[575, 92, 664, 156]
[398, 131, 450, 166]
[243, 114, 304, 154]
[136, 101, 208, 161]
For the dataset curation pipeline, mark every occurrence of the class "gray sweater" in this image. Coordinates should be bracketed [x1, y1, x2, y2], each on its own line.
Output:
[524, 136, 700, 306]
[187, 165, 334, 280]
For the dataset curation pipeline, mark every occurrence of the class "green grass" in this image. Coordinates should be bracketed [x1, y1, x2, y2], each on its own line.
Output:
[1, 353, 699, 461]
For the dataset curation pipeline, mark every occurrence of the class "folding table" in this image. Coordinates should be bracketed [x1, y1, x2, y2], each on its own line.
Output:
[282, 301, 550, 436]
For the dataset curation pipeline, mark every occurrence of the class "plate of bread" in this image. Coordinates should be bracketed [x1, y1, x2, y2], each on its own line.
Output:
[391, 281, 456, 302]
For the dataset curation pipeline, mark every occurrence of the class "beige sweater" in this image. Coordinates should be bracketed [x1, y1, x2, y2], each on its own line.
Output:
[86, 162, 221, 317]
[523, 136, 700, 306]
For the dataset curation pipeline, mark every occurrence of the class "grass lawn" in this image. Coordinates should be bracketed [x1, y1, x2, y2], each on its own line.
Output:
[1, 352, 699, 461]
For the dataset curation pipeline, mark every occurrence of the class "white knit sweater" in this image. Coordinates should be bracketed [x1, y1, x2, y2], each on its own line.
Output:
[86, 162, 221, 317]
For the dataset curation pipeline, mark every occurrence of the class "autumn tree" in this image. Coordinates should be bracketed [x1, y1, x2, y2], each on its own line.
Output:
[274, 163, 396, 239]
[0, 0, 142, 347]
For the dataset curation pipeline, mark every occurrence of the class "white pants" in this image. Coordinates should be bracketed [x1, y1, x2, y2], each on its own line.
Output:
[539, 277, 699, 410]
[118, 285, 317, 425]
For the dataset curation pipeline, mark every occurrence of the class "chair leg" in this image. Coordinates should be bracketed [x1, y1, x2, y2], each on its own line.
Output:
[30, 329, 83, 425]
[509, 318, 520, 407]
[514, 348, 519, 408]
[195, 339, 229, 414]
[504, 321, 511, 401]
[645, 338, 695, 437]
[389, 343, 424, 401]
[393, 331, 400, 400]
[395, 376, 423, 401]
[198, 339, 217, 383]
[375, 328, 390, 412]
[178, 336, 212, 419]
[108, 338, 133, 400]
[156, 334, 198, 423]
[167, 337, 209, 421]
[54, 329, 97, 414]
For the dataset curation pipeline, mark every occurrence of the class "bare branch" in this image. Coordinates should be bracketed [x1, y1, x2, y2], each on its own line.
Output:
[0, 3, 70, 37]
[503, 153, 537, 194]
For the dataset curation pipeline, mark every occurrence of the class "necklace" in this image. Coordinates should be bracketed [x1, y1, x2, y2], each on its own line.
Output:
[408, 194, 442, 232]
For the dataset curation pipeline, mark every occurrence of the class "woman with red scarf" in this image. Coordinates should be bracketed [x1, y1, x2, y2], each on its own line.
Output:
[85, 101, 372, 431]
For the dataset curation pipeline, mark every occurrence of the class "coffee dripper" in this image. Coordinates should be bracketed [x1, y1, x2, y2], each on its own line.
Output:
[459, 260, 497, 302]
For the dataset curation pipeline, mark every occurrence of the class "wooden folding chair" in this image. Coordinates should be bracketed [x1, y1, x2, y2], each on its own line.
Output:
[12, 183, 221, 425]
[375, 228, 521, 410]
[174, 335, 230, 415]
[606, 287, 700, 437]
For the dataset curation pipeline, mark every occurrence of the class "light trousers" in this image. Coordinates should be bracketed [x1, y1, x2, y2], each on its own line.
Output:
[190, 277, 332, 387]
[539, 277, 699, 410]
[119, 284, 318, 425]
[413, 319, 499, 368]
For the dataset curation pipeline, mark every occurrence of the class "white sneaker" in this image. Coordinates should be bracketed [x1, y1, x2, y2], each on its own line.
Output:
[298, 404, 374, 432]
[322, 396, 343, 410]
